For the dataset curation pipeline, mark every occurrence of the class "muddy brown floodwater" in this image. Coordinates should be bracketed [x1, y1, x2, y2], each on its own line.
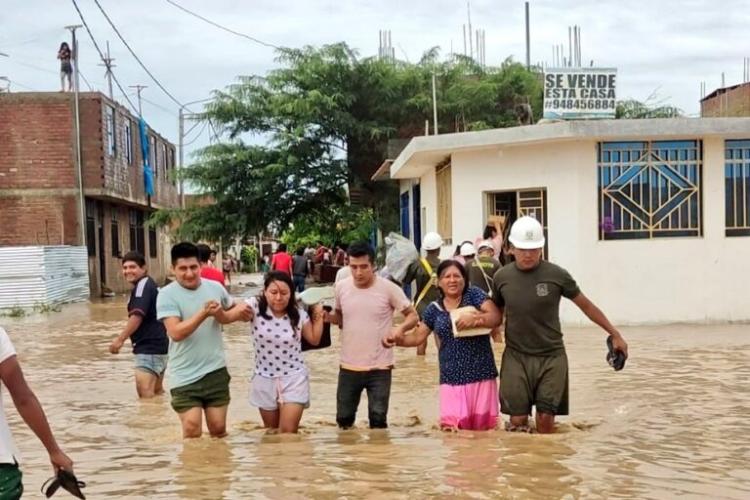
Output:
[1, 287, 749, 499]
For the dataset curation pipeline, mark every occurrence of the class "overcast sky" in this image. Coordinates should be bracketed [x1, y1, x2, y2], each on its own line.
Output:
[2, 0, 748, 159]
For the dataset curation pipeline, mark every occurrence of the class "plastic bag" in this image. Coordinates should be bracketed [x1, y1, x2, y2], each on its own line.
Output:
[384, 232, 419, 283]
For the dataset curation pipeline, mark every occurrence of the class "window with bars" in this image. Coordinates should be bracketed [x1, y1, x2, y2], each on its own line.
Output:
[105, 106, 116, 157]
[148, 226, 157, 258]
[124, 119, 133, 165]
[86, 200, 96, 256]
[725, 140, 750, 237]
[436, 163, 452, 244]
[150, 136, 157, 178]
[598, 140, 703, 240]
[129, 209, 145, 255]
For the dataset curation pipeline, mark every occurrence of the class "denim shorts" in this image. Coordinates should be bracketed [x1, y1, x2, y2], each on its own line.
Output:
[134, 354, 168, 377]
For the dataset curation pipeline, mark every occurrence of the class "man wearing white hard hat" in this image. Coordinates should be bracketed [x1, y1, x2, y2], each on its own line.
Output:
[491, 216, 628, 433]
[402, 232, 443, 355]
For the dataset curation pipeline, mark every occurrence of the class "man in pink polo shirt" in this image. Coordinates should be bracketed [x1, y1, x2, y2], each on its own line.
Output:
[326, 241, 418, 429]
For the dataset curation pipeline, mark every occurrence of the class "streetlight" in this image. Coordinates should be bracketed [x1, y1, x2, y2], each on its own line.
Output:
[178, 97, 215, 208]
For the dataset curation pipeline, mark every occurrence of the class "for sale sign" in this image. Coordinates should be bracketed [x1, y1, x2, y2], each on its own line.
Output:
[543, 68, 617, 120]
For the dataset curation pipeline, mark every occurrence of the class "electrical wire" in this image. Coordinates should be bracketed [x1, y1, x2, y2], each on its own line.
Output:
[92, 0, 187, 110]
[163, 0, 280, 50]
[182, 122, 208, 146]
[69, 0, 139, 114]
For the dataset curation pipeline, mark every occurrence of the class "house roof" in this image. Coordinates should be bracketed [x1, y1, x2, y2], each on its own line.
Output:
[700, 81, 750, 102]
[390, 117, 750, 179]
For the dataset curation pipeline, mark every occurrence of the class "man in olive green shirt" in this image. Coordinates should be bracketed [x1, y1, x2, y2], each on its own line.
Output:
[402, 232, 443, 355]
[468, 240, 502, 295]
[491, 217, 628, 433]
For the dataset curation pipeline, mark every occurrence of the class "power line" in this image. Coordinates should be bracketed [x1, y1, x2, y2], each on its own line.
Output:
[183, 122, 208, 146]
[92, 0, 187, 109]
[164, 0, 280, 50]
[4, 78, 36, 91]
[69, 0, 138, 114]
[78, 69, 95, 91]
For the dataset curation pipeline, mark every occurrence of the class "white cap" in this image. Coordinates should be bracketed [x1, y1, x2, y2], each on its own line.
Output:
[508, 216, 545, 249]
[459, 242, 476, 256]
[422, 232, 443, 251]
[477, 240, 494, 252]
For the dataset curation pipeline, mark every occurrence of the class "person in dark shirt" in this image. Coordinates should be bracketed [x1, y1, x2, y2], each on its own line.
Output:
[292, 247, 309, 292]
[491, 217, 628, 433]
[57, 42, 72, 92]
[109, 251, 169, 398]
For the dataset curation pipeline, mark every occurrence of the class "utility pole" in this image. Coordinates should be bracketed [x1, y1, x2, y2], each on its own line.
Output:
[98, 41, 116, 99]
[129, 84, 147, 116]
[178, 107, 184, 208]
[178, 97, 215, 209]
[525, 2, 530, 69]
[431, 72, 438, 135]
[64, 24, 86, 249]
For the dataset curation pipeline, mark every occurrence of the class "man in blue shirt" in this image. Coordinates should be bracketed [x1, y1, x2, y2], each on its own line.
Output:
[110, 251, 169, 398]
[157, 242, 252, 438]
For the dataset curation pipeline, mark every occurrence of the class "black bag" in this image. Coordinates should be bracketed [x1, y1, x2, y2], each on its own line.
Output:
[301, 305, 332, 351]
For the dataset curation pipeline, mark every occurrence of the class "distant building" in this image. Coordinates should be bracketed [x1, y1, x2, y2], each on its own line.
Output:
[389, 118, 750, 325]
[0, 92, 179, 296]
[701, 82, 750, 117]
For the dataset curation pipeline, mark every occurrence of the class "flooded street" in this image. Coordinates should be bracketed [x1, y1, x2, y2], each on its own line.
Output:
[2, 287, 749, 499]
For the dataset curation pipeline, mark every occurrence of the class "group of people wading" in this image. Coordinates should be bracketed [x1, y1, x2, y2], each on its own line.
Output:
[107, 216, 627, 438]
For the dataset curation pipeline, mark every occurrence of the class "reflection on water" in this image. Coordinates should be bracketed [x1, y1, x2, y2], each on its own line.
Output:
[1, 293, 749, 498]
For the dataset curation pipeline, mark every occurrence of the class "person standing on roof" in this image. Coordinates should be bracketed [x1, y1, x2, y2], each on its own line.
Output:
[402, 232, 443, 356]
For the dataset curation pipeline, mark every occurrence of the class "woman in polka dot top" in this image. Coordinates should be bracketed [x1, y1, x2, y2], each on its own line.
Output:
[245, 271, 324, 433]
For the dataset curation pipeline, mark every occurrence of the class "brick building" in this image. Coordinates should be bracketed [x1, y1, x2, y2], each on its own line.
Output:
[0, 92, 179, 295]
[701, 82, 750, 117]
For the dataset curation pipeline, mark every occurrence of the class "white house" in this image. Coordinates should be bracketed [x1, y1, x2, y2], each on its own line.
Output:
[388, 118, 750, 325]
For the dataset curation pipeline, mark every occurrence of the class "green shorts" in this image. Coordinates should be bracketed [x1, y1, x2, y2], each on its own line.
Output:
[0, 463, 23, 500]
[499, 347, 569, 416]
[170, 367, 231, 413]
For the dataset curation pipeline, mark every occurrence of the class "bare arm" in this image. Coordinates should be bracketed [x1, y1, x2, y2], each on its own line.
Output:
[386, 321, 431, 348]
[162, 304, 213, 342]
[0, 356, 73, 473]
[326, 308, 343, 328]
[571, 293, 628, 357]
[301, 305, 324, 346]
[109, 314, 143, 354]
[455, 299, 504, 330]
[394, 305, 419, 335]
[214, 301, 252, 324]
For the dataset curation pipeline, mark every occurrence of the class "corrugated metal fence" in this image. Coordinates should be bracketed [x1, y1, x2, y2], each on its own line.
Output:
[0, 246, 89, 309]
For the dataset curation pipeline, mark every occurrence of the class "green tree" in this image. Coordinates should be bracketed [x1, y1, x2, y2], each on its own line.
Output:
[156, 44, 543, 244]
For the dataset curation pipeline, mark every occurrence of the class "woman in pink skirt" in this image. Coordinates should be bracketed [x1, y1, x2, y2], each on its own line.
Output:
[384, 260, 502, 430]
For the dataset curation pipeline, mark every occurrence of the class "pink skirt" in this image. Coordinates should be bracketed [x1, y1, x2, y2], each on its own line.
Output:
[439, 379, 499, 431]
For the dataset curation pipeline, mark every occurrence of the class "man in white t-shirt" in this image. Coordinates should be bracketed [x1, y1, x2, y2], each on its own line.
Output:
[0, 327, 74, 498]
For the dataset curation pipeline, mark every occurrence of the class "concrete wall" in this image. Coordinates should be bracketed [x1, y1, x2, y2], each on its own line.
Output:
[416, 137, 750, 325]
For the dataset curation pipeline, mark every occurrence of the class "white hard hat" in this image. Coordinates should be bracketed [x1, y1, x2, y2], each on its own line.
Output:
[422, 232, 443, 251]
[459, 242, 476, 256]
[508, 216, 545, 249]
[477, 240, 494, 252]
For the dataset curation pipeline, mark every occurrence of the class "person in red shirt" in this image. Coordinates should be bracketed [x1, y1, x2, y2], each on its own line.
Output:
[197, 244, 226, 286]
[271, 244, 293, 276]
